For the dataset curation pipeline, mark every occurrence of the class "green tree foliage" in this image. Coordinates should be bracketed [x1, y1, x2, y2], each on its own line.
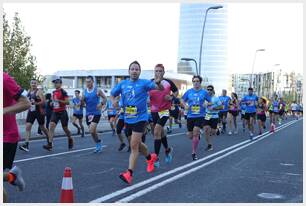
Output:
[3, 12, 44, 90]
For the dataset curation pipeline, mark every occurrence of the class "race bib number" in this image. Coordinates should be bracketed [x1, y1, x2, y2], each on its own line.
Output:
[205, 113, 212, 120]
[30, 104, 36, 112]
[53, 101, 60, 109]
[191, 105, 200, 114]
[126, 106, 137, 118]
[170, 105, 175, 110]
[158, 110, 169, 118]
[248, 101, 254, 106]
[88, 115, 94, 122]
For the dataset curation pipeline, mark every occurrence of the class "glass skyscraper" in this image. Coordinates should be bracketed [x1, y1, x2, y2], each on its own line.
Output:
[178, 3, 229, 93]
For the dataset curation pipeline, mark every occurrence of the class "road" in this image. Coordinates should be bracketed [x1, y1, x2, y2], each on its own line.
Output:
[5, 116, 303, 203]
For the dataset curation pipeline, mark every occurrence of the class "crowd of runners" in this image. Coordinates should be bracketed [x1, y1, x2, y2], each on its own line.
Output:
[3, 61, 304, 201]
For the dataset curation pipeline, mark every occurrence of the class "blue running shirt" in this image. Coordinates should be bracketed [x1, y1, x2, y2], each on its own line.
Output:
[84, 87, 101, 116]
[205, 96, 222, 119]
[242, 94, 258, 113]
[72, 97, 83, 115]
[219, 95, 231, 112]
[111, 79, 156, 124]
[182, 88, 211, 118]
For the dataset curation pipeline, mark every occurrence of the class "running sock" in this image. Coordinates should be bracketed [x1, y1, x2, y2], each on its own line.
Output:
[222, 122, 226, 130]
[7, 172, 16, 183]
[142, 134, 146, 143]
[154, 139, 162, 156]
[161, 136, 169, 149]
[192, 137, 199, 154]
[146, 154, 152, 161]
[128, 169, 133, 176]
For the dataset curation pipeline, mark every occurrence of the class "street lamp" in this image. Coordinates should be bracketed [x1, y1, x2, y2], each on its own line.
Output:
[250, 48, 265, 88]
[181, 58, 198, 75]
[198, 5, 223, 77]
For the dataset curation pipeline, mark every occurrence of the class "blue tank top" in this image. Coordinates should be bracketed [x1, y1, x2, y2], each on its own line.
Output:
[84, 87, 101, 115]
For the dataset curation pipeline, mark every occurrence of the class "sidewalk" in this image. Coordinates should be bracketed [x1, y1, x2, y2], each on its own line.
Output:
[17, 118, 113, 141]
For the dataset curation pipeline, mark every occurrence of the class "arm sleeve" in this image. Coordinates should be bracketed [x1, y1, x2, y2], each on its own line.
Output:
[166, 79, 178, 93]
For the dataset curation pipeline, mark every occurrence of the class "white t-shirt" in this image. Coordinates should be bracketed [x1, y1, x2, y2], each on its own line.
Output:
[291, 103, 298, 111]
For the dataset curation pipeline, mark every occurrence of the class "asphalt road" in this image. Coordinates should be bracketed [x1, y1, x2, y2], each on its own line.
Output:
[5, 116, 303, 203]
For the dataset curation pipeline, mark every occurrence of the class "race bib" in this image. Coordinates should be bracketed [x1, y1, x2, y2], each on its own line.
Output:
[205, 113, 212, 120]
[249, 101, 254, 106]
[30, 104, 36, 112]
[75, 105, 80, 110]
[274, 107, 278, 111]
[191, 105, 200, 114]
[241, 110, 246, 115]
[53, 101, 60, 109]
[158, 110, 169, 118]
[170, 105, 175, 110]
[88, 115, 94, 122]
[126, 106, 137, 118]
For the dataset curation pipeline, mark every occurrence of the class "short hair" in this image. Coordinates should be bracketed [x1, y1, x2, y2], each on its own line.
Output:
[74, 90, 80, 94]
[192, 75, 202, 83]
[207, 85, 214, 90]
[155, 64, 165, 71]
[30, 79, 37, 82]
[232, 92, 238, 99]
[248, 87, 253, 91]
[86, 75, 94, 81]
[129, 61, 141, 70]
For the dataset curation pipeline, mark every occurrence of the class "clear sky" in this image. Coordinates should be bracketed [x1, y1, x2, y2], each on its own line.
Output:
[3, 2, 303, 75]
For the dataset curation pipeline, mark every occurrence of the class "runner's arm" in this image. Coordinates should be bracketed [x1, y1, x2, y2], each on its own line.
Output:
[98, 89, 107, 106]
[35, 89, 45, 106]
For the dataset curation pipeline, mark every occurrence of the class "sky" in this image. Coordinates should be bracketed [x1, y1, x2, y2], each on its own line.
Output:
[3, 2, 303, 75]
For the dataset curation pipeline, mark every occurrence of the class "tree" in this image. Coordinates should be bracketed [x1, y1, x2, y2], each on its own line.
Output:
[3, 12, 44, 90]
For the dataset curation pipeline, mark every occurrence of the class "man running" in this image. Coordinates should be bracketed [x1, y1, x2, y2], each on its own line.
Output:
[239, 99, 247, 132]
[167, 96, 182, 134]
[110, 61, 160, 185]
[218, 89, 231, 134]
[241, 87, 258, 139]
[115, 96, 129, 151]
[278, 97, 286, 124]
[43, 77, 74, 151]
[82, 75, 107, 153]
[19, 79, 50, 152]
[269, 94, 279, 132]
[291, 101, 299, 119]
[3, 72, 30, 202]
[182, 76, 211, 160]
[71, 90, 85, 137]
[106, 98, 118, 135]
[149, 64, 177, 167]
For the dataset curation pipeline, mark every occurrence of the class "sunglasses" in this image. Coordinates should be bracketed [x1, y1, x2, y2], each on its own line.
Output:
[207, 88, 213, 91]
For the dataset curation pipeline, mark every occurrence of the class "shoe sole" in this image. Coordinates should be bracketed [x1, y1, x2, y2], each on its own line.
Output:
[19, 147, 29, 152]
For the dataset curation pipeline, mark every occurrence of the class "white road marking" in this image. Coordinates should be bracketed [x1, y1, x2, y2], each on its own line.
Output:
[14, 145, 107, 163]
[90, 119, 299, 203]
[116, 120, 298, 203]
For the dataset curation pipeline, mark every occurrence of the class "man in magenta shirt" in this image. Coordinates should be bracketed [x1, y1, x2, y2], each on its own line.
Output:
[3, 72, 30, 202]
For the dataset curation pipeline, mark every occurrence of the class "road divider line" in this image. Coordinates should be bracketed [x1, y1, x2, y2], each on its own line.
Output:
[116, 119, 299, 202]
[14, 146, 107, 163]
[90, 119, 300, 203]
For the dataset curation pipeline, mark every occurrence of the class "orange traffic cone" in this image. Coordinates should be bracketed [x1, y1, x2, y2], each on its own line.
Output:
[60, 167, 74, 203]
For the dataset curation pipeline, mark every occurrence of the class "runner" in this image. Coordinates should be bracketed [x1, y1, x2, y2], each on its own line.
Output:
[110, 61, 159, 185]
[270, 94, 279, 132]
[241, 87, 258, 140]
[291, 101, 299, 120]
[71, 90, 85, 137]
[228, 92, 239, 135]
[82, 75, 107, 153]
[182, 76, 211, 160]
[149, 64, 177, 167]
[218, 89, 231, 134]
[19, 79, 50, 152]
[268, 99, 274, 125]
[256, 97, 267, 135]
[44, 93, 53, 130]
[3, 72, 30, 202]
[115, 96, 129, 151]
[43, 77, 74, 151]
[203, 85, 223, 153]
[167, 96, 182, 134]
[239, 99, 247, 132]
[106, 98, 118, 136]
[278, 97, 286, 124]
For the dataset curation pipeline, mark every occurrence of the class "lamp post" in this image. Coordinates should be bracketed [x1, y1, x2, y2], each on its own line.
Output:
[198, 5, 223, 77]
[250, 48, 265, 88]
[180, 58, 198, 75]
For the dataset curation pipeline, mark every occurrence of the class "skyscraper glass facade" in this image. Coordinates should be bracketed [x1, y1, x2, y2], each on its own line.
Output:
[178, 3, 229, 93]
